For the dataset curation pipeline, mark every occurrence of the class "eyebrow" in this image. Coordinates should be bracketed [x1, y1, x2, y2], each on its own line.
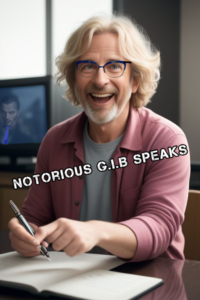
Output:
[80, 58, 125, 63]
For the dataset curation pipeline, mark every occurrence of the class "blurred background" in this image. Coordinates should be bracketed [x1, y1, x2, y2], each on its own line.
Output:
[0, 0, 199, 229]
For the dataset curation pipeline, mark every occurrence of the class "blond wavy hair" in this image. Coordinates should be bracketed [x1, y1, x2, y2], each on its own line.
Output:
[55, 12, 161, 108]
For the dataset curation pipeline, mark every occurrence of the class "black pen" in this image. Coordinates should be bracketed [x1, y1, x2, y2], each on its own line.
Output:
[9, 200, 51, 261]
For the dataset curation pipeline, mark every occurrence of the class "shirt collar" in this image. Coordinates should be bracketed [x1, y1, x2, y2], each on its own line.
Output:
[61, 107, 142, 152]
[61, 111, 86, 144]
[119, 107, 142, 152]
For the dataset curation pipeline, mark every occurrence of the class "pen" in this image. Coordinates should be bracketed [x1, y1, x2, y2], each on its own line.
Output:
[9, 200, 51, 261]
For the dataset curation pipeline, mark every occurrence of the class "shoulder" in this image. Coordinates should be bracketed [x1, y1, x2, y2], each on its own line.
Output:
[35, 111, 86, 167]
[138, 107, 184, 136]
[135, 107, 188, 151]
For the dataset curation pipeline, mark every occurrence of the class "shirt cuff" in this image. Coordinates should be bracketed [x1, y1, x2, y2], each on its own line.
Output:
[118, 217, 154, 262]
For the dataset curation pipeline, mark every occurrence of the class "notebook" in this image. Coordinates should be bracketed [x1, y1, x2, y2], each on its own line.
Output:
[0, 251, 163, 300]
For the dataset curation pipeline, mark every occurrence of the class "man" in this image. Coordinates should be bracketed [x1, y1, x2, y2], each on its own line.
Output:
[0, 95, 32, 144]
[9, 14, 190, 262]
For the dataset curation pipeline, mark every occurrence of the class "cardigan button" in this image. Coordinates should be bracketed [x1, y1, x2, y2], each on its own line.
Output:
[75, 201, 79, 206]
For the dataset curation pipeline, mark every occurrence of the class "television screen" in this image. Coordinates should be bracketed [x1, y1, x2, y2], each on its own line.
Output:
[0, 76, 50, 172]
[0, 85, 48, 145]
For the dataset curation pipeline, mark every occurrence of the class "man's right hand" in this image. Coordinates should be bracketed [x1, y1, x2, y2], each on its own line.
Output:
[8, 218, 48, 257]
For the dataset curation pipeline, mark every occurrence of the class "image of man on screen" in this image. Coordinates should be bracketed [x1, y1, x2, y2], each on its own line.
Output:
[0, 95, 32, 144]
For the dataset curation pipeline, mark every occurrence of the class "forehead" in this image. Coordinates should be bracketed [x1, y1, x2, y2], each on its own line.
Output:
[80, 32, 124, 60]
[1, 102, 18, 111]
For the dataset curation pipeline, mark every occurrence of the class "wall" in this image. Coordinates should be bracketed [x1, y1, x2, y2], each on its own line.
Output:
[51, 0, 113, 125]
[114, 0, 180, 125]
[180, 0, 200, 161]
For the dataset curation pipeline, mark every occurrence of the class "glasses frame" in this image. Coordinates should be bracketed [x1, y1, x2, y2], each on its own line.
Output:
[76, 60, 132, 78]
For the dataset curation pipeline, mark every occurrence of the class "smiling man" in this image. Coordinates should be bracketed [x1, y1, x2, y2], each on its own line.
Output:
[9, 13, 190, 262]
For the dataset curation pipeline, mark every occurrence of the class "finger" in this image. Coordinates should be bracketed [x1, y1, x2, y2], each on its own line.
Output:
[63, 238, 82, 257]
[9, 218, 40, 246]
[45, 223, 67, 244]
[68, 247, 83, 257]
[63, 234, 93, 257]
[34, 220, 60, 243]
[21, 252, 41, 258]
[15, 247, 41, 258]
[9, 219, 48, 246]
[12, 241, 41, 256]
[9, 231, 40, 252]
[30, 223, 49, 246]
[51, 231, 72, 251]
[8, 217, 20, 229]
[41, 240, 49, 248]
[29, 222, 39, 232]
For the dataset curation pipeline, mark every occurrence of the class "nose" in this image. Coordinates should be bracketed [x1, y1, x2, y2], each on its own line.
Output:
[91, 66, 110, 88]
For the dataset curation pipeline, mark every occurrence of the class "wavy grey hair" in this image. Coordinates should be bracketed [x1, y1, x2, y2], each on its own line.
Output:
[55, 12, 161, 108]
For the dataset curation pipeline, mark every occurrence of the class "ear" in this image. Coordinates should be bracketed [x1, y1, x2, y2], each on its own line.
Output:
[132, 77, 140, 93]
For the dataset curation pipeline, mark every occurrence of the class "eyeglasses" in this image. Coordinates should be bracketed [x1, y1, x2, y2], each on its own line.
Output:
[76, 60, 132, 78]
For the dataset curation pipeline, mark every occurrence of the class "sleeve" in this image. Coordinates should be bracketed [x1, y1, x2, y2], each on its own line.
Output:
[118, 134, 190, 262]
[20, 129, 55, 226]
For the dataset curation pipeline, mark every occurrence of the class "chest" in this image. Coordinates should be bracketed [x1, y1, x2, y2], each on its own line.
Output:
[48, 145, 144, 222]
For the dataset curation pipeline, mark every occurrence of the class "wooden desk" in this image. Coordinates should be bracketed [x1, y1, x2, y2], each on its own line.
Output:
[0, 230, 200, 300]
[0, 172, 31, 230]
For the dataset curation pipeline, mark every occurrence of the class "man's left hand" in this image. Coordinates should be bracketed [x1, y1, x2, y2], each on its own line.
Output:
[34, 218, 99, 257]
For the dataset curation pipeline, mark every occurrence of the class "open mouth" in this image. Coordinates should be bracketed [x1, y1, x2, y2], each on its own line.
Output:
[89, 94, 114, 103]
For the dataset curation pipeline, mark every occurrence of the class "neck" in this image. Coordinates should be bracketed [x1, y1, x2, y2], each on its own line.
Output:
[6, 119, 18, 129]
[88, 104, 130, 144]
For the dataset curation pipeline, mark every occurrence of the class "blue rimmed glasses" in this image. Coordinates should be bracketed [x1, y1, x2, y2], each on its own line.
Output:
[76, 60, 132, 78]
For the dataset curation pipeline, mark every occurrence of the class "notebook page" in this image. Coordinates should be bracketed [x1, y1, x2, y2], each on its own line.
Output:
[0, 251, 123, 292]
[46, 269, 163, 300]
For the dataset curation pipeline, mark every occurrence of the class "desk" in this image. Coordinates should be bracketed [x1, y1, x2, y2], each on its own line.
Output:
[0, 230, 200, 300]
[0, 172, 31, 230]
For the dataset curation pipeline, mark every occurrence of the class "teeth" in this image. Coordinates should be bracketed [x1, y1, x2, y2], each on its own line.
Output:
[91, 93, 113, 98]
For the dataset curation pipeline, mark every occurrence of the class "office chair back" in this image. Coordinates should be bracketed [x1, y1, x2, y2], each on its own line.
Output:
[182, 190, 200, 261]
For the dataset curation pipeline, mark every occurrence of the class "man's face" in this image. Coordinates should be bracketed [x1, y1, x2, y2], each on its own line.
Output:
[74, 33, 139, 125]
[0, 102, 19, 127]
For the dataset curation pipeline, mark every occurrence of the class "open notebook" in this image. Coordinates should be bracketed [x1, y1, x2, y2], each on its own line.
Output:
[0, 251, 163, 300]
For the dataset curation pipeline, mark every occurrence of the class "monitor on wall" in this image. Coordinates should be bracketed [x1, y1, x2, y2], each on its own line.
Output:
[0, 76, 51, 172]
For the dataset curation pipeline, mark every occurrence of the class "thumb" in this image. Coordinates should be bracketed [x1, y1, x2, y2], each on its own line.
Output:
[29, 222, 39, 232]
[34, 224, 51, 247]
[34, 221, 58, 244]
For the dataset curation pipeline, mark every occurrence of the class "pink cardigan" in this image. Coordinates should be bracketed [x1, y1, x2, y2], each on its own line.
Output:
[20, 107, 190, 262]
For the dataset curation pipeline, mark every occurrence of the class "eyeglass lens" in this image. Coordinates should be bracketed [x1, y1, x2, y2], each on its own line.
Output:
[78, 62, 125, 78]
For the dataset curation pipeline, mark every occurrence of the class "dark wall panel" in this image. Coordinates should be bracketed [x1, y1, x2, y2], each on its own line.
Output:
[113, 0, 180, 125]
